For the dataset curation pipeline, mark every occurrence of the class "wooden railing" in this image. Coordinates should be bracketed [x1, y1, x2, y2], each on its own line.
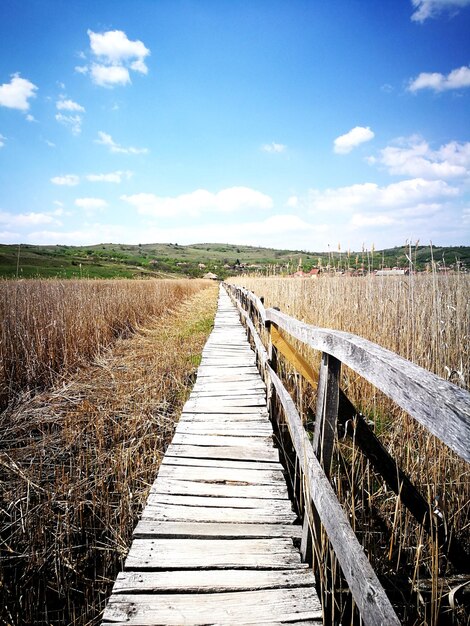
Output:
[223, 283, 470, 626]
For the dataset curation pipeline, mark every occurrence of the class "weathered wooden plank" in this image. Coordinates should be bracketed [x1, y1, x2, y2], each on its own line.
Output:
[313, 352, 341, 477]
[190, 388, 266, 397]
[201, 351, 254, 356]
[150, 478, 289, 499]
[155, 463, 286, 484]
[165, 443, 279, 462]
[198, 364, 258, 372]
[175, 422, 272, 436]
[141, 503, 297, 524]
[171, 433, 275, 448]
[179, 412, 270, 422]
[194, 373, 262, 382]
[182, 403, 267, 414]
[194, 372, 264, 380]
[103, 588, 321, 625]
[160, 455, 282, 471]
[197, 365, 259, 373]
[192, 378, 265, 387]
[268, 365, 401, 625]
[133, 521, 302, 539]
[267, 307, 470, 463]
[184, 397, 266, 407]
[270, 324, 317, 388]
[112, 567, 313, 593]
[198, 356, 256, 362]
[146, 493, 292, 510]
[125, 538, 304, 570]
[191, 386, 266, 395]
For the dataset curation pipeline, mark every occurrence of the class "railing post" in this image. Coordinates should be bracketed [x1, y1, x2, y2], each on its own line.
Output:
[265, 319, 277, 412]
[300, 503, 313, 564]
[256, 296, 264, 335]
[313, 351, 341, 479]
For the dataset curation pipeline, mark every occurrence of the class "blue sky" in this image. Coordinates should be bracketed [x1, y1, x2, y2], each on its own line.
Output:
[0, 0, 469, 251]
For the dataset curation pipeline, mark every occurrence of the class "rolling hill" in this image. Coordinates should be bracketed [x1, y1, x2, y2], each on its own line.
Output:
[0, 242, 468, 279]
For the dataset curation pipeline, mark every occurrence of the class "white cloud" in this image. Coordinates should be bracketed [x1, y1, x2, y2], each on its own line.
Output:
[121, 187, 274, 217]
[135, 215, 326, 250]
[350, 213, 397, 228]
[78, 30, 150, 88]
[130, 58, 148, 75]
[350, 202, 444, 229]
[51, 174, 80, 186]
[0, 134, 5, 148]
[286, 195, 299, 208]
[53, 202, 64, 216]
[261, 142, 286, 153]
[26, 223, 128, 245]
[45, 139, 56, 148]
[75, 197, 108, 213]
[411, 0, 470, 22]
[56, 98, 85, 112]
[376, 138, 470, 179]
[334, 126, 375, 154]
[88, 29, 150, 67]
[307, 178, 459, 213]
[56, 113, 83, 135]
[0, 230, 21, 243]
[408, 65, 470, 92]
[26, 114, 36, 122]
[95, 131, 148, 155]
[90, 63, 130, 87]
[0, 210, 60, 227]
[0, 73, 37, 111]
[86, 170, 132, 183]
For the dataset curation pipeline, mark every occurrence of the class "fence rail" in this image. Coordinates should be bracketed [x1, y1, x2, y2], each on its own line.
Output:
[224, 282, 470, 626]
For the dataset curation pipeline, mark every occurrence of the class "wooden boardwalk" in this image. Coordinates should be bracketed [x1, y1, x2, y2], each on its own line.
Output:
[103, 287, 322, 625]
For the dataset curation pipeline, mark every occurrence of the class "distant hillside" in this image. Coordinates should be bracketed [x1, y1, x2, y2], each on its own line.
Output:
[0, 242, 468, 279]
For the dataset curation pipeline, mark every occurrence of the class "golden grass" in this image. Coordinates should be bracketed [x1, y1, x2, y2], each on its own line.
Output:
[0, 282, 218, 625]
[230, 273, 469, 625]
[0, 278, 208, 408]
[233, 273, 468, 389]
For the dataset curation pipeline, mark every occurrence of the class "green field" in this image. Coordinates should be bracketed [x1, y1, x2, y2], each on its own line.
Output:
[0, 241, 468, 279]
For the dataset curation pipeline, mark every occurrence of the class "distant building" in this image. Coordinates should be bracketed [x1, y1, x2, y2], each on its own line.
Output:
[375, 268, 409, 276]
[308, 268, 321, 277]
[203, 272, 218, 280]
[291, 269, 321, 278]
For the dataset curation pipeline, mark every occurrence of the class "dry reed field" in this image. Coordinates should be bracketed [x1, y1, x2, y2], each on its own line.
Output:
[0, 278, 208, 409]
[230, 273, 469, 625]
[0, 280, 218, 625]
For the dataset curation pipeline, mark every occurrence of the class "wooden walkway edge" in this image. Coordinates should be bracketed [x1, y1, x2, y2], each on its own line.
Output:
[102, 287, 322, 625]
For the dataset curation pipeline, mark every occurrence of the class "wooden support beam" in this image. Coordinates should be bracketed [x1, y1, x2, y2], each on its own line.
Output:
[270, 324, 317, 388]
[313, 352, 341, 478]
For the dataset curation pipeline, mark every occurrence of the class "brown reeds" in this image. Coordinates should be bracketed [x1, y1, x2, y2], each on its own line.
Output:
[0, 281, 218, 625]
[233, 273, 469, 389]
[0, 279, 208, 408]
[230, 272, 469, 625]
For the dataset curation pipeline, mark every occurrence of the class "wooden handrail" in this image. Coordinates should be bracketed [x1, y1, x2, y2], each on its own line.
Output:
[225, 284, 401, 625]
[225, 282, 470, 624]
[269, 366, 401, 626]
[227, 283, 470, 463]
